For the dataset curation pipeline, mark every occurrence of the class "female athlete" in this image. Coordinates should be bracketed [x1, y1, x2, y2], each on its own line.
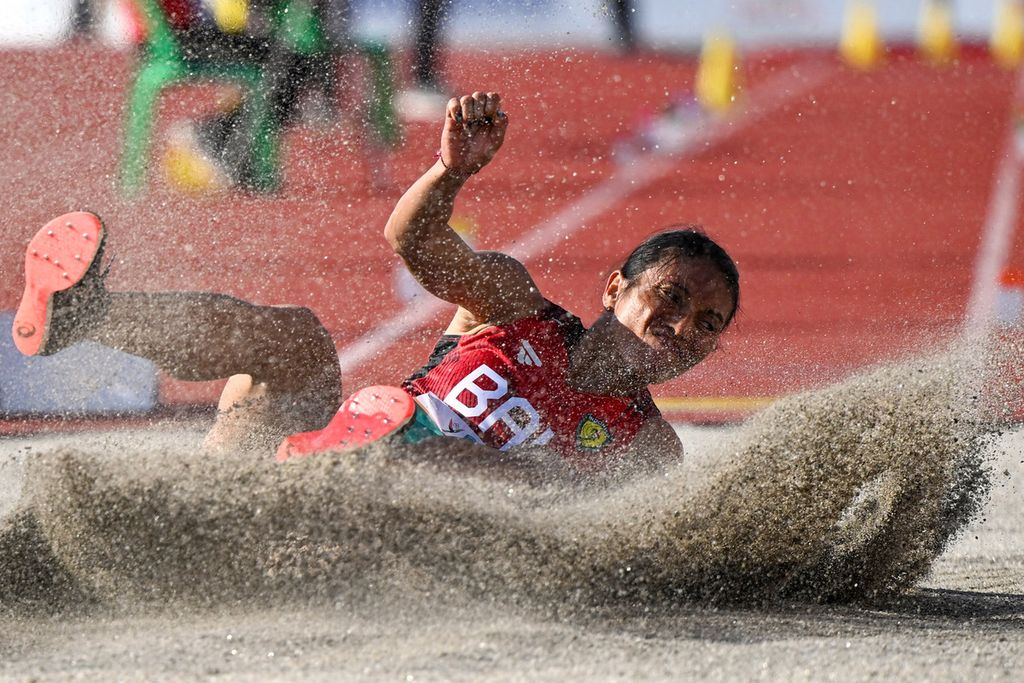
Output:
[12, 92, 739, 474]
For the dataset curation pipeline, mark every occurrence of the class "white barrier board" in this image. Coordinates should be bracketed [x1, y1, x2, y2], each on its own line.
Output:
[0, 312, 158, 415]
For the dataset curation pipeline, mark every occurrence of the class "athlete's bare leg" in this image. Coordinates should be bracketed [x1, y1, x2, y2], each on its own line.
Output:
[87, 291, 343, 451]
[15, 213, 342, 451]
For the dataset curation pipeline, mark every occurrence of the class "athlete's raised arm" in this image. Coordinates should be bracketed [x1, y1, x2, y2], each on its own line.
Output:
[384, 92, 544, 326]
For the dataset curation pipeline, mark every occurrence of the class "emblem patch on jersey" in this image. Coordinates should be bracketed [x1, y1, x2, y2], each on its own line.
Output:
[576, 414, 611, 450]
[516, 339, 542, 367]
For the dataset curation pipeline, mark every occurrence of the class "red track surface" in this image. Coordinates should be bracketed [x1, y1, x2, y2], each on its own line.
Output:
[0, 44, 1021, 424]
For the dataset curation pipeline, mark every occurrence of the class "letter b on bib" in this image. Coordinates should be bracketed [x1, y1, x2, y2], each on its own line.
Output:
[444, 364, 508, 418]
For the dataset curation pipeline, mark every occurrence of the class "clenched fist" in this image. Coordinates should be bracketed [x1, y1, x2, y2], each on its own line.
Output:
[439, 91, 509, 176]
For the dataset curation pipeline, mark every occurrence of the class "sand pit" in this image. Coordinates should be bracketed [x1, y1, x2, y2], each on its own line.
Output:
[0, 354, 1021, 681]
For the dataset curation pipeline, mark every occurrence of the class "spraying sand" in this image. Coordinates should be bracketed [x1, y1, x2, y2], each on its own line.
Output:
[0, 350, 1019, 680]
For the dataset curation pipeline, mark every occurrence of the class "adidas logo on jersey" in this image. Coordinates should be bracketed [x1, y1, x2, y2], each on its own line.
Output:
[516, 339, 542, 367]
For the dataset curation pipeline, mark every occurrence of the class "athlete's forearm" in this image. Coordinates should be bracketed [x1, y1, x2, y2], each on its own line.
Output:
[383, 93, 518, 315]
[384, 160, 470, 256]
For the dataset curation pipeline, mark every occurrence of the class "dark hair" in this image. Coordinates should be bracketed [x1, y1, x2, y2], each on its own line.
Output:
[619, 225, 740, 325]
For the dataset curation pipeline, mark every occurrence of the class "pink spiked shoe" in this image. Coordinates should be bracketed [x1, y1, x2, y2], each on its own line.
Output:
[13, 211, 110, 357]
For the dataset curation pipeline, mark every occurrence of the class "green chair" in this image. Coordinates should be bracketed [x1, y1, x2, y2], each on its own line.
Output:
[120, 0, 400, 195]
[120, 0, 279, 194]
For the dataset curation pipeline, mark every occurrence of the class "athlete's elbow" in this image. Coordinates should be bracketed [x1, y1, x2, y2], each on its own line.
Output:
[383, 216, 403, 253]
[385, 214, 429, 257]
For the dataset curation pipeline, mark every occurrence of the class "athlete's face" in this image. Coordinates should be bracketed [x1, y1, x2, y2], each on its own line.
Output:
[602, 255, 735, 384]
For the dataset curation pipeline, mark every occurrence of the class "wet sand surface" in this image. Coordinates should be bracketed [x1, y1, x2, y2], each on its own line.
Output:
[0, 357, 1022, 682]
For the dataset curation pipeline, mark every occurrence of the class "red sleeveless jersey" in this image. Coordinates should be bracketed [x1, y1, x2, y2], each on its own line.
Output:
[403, 302, 658, 470]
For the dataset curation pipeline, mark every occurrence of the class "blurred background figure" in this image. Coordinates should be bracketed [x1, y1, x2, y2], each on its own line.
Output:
[71, 0, 99, 36]
[395, 0, 451, 121]
[607, 0, 636, 51]
[394, 0, 637, 121]
[160, 0, 347, 192]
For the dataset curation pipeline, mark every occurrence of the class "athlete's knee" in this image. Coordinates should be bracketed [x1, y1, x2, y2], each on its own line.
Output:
[283, 306, 336, 365]
[269, 304, 324, 337]
[217, 373, 260, 411]
[261, 305, 340, 399]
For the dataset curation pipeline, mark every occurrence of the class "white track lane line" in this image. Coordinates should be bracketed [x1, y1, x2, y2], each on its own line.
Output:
[964, 67, 1024, 342]
[337, 61, 838, 374]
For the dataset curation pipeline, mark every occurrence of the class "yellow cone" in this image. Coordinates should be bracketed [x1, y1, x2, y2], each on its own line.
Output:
[840, 0, 884, 69]
[992, 0, 1024, 68]
[918, 0, 958, 65]
[696, 31, 741, 114]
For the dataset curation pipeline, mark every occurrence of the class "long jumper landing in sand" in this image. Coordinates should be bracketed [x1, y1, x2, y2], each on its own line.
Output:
[2, 89, 998, 612]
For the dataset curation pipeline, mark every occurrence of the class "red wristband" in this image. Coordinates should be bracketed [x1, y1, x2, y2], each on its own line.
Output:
[435, 150, 475, 176]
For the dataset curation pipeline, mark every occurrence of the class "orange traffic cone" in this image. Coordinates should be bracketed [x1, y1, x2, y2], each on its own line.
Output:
[696, 31, 741, 114]
[992, 0, 1024, 68]
[841, 0, 884, 69]
[919, 0, 958, 65]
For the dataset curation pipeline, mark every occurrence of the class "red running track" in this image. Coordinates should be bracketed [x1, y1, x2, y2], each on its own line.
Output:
[0, 44, 1020, 422]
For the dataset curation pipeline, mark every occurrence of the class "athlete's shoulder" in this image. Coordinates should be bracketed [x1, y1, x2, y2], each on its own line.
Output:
[474, 251, 546, 321]
[534, 299, 586, 351]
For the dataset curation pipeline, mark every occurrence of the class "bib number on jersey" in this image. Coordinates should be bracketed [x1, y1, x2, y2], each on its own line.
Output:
[417, 363, 554, 451]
